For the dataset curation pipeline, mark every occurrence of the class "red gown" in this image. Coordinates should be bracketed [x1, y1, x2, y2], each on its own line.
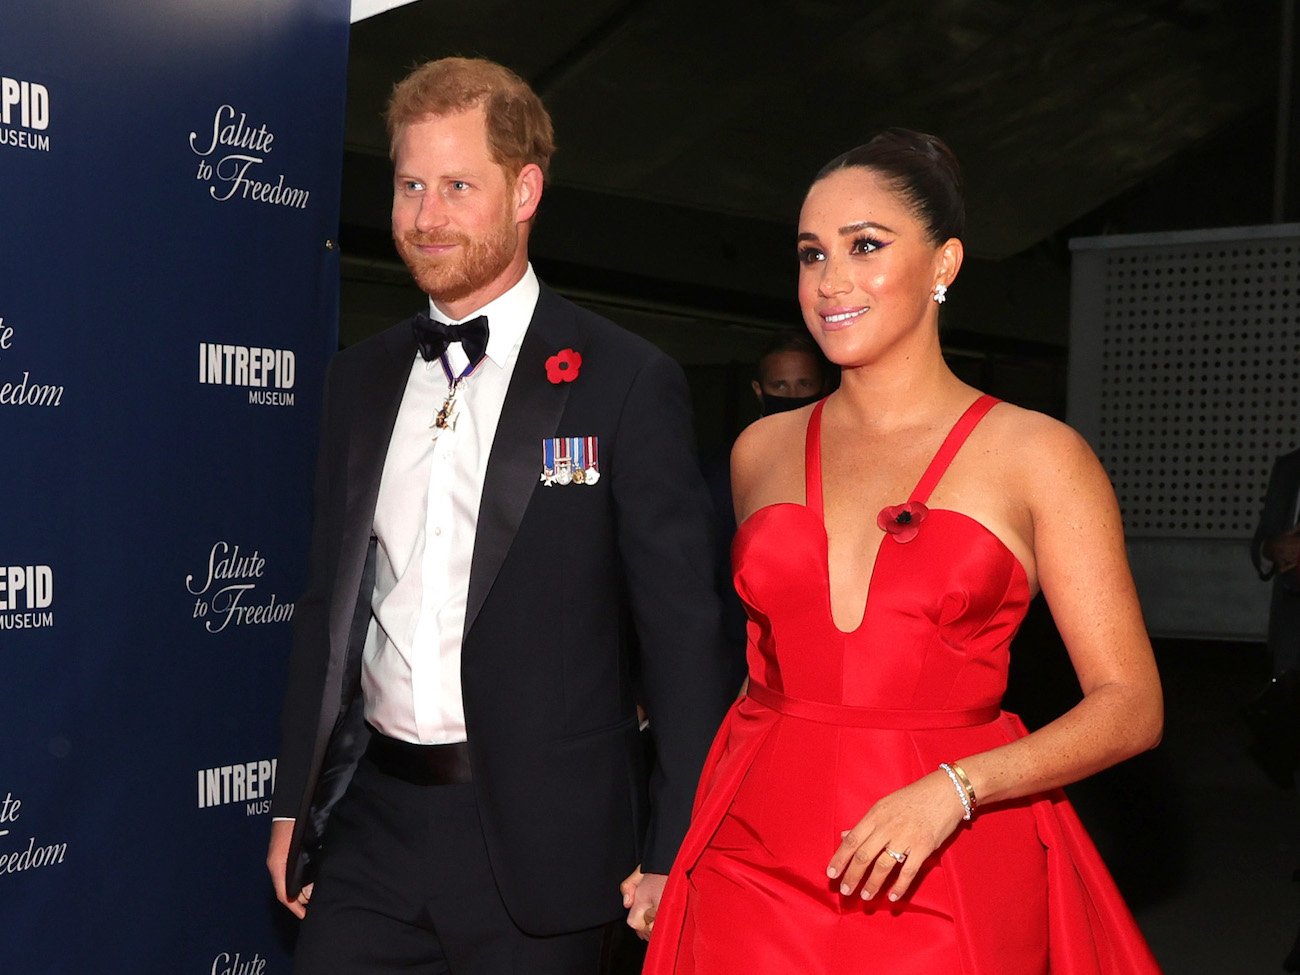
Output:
[644, 395, 1161, 974]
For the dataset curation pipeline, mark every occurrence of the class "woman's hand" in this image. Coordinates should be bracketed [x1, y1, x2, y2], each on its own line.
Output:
[620, 866, 667, 941]
[825, 770, 966, 902]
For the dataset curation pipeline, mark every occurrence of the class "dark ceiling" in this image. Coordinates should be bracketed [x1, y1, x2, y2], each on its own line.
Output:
[337, 0, 1292, 359]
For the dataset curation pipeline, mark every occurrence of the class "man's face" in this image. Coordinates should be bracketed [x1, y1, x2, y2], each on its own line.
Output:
[391, 106, 529, 315]
[753, 350, 824, 400]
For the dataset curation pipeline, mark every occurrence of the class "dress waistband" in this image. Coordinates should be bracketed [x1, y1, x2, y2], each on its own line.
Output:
[746, 681, 999, 729]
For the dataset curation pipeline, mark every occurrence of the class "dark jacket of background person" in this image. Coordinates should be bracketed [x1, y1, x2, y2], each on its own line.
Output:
[1252, 447, 1300, 674]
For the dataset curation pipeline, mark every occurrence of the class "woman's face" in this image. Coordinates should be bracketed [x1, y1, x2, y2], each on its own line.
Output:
[796, 167, 956, 368]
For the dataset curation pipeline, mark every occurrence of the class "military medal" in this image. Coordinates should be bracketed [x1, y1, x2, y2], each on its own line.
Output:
[582, 435, 600, 484]
[541, 438, 556, 485]
[541, 435, 601, 486]
[434, 377, 464, 430]
[431, 354, 483, 434]
[571, 437, 586, 484]
[555, 436, 573, 485]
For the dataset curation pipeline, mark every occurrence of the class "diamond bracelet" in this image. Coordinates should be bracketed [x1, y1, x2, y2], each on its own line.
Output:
[939, 762, 976, 821]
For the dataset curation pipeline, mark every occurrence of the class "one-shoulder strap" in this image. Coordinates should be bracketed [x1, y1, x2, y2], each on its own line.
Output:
[909, 394, 1000, 504]
[805, 399, 827, 518]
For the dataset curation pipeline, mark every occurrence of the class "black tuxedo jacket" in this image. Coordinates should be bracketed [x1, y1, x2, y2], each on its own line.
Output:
[1252, 448, 1300, 667]
[272, 285, 732, 935]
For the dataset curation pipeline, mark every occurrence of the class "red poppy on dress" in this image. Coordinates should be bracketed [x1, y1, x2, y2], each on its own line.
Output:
[545, 348, 582, 384]
[877, 501, 929, 543]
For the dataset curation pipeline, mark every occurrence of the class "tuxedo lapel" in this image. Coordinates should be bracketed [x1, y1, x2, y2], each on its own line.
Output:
[346, 322, 416, 503]
[330, 321, 418, 657]
[465, 289, 583, 637]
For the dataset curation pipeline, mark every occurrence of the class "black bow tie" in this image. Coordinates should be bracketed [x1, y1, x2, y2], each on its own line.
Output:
[412, 313, 490, 368]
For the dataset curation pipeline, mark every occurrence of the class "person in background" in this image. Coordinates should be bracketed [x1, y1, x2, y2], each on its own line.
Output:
[1242, 446, 1300, 790]
[1251, 446, 1300, 675]
[267, 56, 731, 975]
[644, 128, 1163, 974]
[1242, 446, 1300, 973]
[749, 329, 833, 417]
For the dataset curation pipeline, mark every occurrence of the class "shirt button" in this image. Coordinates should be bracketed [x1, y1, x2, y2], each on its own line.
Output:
[433, 527, 443, 536]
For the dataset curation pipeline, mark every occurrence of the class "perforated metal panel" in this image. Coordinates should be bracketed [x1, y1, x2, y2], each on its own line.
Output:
[1074, 228, 1300, 539]
[1070, 225, 1300, 640]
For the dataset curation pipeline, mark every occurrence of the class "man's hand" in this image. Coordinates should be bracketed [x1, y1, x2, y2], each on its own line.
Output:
[1269, 529, 1300, 573]
[620, 866, 668, 941]
[267, 819, 312, 919]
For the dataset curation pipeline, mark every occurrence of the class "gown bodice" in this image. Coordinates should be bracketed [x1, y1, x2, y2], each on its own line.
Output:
[734, 394, 1030, 711]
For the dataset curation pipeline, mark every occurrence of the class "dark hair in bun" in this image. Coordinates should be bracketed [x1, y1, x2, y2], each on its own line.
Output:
[814, 128, 964, 244]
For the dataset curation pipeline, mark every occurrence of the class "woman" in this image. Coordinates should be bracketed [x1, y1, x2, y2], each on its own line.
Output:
[638, 130, 1164, 973]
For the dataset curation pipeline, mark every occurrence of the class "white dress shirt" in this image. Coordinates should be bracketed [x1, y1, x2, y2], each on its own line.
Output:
[362, 266, 539, 743]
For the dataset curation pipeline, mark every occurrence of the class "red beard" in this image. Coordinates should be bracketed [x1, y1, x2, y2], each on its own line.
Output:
[396, 219, 517, 305]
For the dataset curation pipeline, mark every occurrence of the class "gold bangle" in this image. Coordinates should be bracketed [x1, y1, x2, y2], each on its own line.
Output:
[937, 763, 972, 821]
[949, 761, 977, 811]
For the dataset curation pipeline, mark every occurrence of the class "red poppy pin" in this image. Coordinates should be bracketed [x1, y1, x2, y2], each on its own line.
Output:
[877, 501, 929, 543]
[546, 348, 582, 384]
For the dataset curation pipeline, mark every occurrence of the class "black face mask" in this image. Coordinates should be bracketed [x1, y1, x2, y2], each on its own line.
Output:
[759, 391, 823, 416]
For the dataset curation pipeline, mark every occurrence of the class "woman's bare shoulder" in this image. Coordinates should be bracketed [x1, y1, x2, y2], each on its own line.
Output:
[979, 401, 1115, 514]
[733, 406, 812, 465]
[731, 405, 815, 511]
[982, 401, 1099, 466]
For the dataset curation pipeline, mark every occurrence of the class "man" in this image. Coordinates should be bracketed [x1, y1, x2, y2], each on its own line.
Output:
[1252, 446, 1300, 675]
[1250, 447, 1300, 970]
[1243, 446, 1300, 794]
[748, 329, 832, 417]
[267, 57, 731, 974]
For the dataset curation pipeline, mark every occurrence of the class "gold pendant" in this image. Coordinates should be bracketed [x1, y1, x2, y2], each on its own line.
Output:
[434, 379, 461, 430]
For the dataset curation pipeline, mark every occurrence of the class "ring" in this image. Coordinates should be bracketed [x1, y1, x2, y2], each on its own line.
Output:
[884, 847, 907, 864]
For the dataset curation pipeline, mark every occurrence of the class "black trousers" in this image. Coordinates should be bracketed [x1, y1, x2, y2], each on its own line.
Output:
[293, 757, 618, 975]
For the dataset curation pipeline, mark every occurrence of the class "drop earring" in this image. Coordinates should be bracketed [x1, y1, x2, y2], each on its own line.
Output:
[932, 283, 948, 304]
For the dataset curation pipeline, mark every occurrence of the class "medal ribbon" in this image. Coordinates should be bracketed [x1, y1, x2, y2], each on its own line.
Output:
[439, 352, 483, 386]
[432, 354, 485, 430]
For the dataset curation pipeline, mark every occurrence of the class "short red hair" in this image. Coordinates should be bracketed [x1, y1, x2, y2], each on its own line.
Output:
[385, 56, 556, 179]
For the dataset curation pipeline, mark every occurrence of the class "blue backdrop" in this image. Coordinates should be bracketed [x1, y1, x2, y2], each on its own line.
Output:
[1, 1, 349, 969]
